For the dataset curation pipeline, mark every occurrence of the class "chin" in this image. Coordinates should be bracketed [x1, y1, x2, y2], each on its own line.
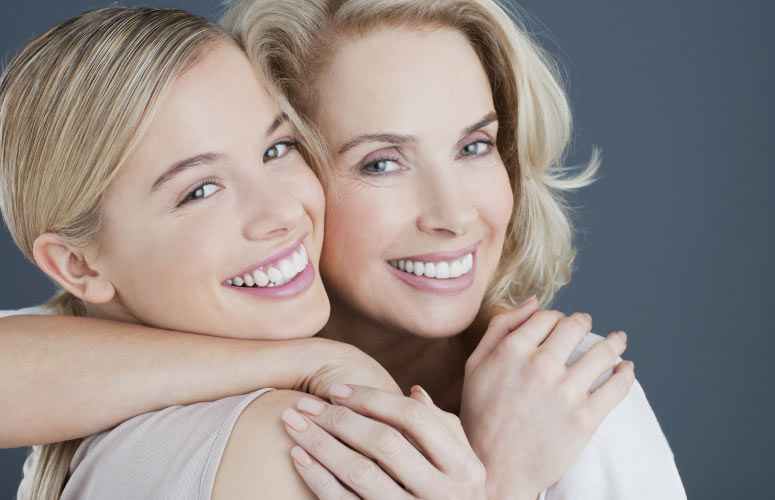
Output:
[396, 308, 479, 339]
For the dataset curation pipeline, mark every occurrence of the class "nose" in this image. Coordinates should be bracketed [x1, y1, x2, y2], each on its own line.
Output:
[241, 177, 305, 242]
[415, 168, 478, 237]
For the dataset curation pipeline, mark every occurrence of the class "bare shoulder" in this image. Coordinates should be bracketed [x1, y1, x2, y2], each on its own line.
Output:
[212, 389, 321, 500]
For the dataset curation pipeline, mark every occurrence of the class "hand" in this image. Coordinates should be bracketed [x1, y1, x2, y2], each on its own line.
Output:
[460, 298, 636, 499]
[302, 339, 402, 398]
[281, 384, 487, 500]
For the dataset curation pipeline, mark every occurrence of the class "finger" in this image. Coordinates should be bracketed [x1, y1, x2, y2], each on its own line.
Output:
[587, 360, 636, 419]
[506, 309, 567, 347]
[295, 396, 445, 498]
[328, 384, 474, 474]
[567, 331, 628, 390]
[538, 312, 592, 362]
[291, 446, 361, 500]
[466, 296, 538, 371]
[282, 408, 415, 500]
[409, 386, 468, 445]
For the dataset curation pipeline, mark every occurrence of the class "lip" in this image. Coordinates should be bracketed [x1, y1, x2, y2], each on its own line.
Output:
[386, 245, 477, 295]
[391, 242, 479, 263]
[225, 233, 307, 281]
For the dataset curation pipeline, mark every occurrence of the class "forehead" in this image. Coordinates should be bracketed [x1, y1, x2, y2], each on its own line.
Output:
[316, 26, 495, 139]
[113, 43, 278, 186]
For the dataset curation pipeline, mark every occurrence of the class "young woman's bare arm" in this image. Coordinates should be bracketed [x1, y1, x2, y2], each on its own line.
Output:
[0, 314, 398, 448]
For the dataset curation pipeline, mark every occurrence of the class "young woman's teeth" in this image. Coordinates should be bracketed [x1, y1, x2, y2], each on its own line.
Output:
[389, 253, 473, 279]
[228, 244, 309, 288]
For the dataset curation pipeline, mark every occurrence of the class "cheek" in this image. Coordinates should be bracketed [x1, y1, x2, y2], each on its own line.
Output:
[482, 166, 514, 240]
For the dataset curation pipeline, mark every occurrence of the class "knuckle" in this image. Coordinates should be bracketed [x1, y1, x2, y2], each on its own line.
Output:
[537, 309, 565, 323]
[528, 349, 556, 377]
[565, 313, 589, 331]
[401, 399, 433, 429]
[326, 405, 351, 428]
[501, 333, 530, 357]
[310, 468, 338, 492]
[557, 381, 579, 406]
[306, 430, 329, 455]
[372, 427, 404, 457]
[347, 457, 380, 488]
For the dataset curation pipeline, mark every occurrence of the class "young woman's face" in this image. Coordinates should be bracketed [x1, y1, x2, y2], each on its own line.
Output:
[315, 27, 514, 337]
[91, 43, 329, 340]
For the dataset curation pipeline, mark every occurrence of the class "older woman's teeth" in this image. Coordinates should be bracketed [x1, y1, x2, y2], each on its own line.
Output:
[389, 253, 473, 279]
[228, 244, 309, 288]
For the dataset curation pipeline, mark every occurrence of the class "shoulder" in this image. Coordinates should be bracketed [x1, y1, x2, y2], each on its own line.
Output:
[212, 389, 319, 500]
[62, 389, 276, 500]
[546, 333, 687, 500]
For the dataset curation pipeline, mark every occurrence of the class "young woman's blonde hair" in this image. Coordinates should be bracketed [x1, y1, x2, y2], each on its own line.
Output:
[223, 0, 599, 309]
[0, 7, 232, 498]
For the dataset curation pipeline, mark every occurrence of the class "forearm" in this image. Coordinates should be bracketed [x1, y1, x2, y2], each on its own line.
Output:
[0, 314, 338, 447]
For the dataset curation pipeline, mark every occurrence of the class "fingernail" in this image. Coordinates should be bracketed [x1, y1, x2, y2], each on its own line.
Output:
[297, 397, 325, 416]
[520, 295, 537, 307]
[627, 360, 635, 369]
[329, 384, 353, 399]
[291, 446, 312, 468]
[410, 385, 433, 404]
[282, 408, 308, 432]
[615, 330, 628, 342]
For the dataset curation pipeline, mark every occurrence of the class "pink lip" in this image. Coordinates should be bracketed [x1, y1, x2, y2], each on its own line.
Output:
[391, 242, 479, 263]
[225, 233, 307, 282]
[229, 260, 315, 299]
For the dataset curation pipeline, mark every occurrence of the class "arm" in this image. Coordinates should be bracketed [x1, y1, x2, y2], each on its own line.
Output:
[0, 314, 399, 448]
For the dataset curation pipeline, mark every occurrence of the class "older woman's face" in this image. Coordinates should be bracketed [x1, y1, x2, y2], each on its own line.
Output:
[90, 43, 329, 340]
[315, 27, 513, 337]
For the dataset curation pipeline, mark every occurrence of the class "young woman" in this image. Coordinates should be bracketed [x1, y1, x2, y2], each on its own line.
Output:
[1, 2, 646, 499]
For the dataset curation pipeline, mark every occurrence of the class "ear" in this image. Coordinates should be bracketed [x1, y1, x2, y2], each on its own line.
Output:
[32, 232, 115, 304]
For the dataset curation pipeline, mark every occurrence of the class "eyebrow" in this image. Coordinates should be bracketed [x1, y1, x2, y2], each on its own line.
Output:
[335, 111, 499, 156]
[150, 153, 224, 193]
[462, 111, 498, 136]
[149, 113, 288, 194]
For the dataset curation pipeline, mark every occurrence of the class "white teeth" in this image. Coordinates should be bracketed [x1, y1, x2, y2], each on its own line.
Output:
[244, 273, 255, 287]
[226, 279, 233, 286]
[292, 251, 306, 273]
[233, 276, 244, 287]
[300, 244, 308, 264]
[254, 269, 269, 287]
[279, 259, 295, 282]
[450, 260, 462, 278]
[267, 266, 283, 284]
[387, 252, 474, 280]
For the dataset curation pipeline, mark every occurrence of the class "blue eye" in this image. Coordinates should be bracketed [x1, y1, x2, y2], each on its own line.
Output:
[179, 180, 220, 206]
[362, 158, 400, 174]
[264, 141, 297, 161]
[460, 140, 494, 157]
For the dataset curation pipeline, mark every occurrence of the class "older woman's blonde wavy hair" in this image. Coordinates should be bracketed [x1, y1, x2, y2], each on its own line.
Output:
[223, 0, 599, 310]
[0, 7, 233, 499]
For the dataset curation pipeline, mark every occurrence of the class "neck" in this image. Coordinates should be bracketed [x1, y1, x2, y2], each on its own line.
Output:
[319, 295, 493, 413]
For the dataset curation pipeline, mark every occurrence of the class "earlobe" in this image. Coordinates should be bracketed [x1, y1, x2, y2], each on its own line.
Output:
[32, 233, 115, 304]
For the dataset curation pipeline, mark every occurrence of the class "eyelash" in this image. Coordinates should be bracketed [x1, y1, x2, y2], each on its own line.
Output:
[358, 138, 496, 176]
[177, 177, 221, 207]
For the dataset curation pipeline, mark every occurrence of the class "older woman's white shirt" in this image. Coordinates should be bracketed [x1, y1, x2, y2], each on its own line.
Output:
[539, 333, 687, 499]
[5, 307, 686, 498]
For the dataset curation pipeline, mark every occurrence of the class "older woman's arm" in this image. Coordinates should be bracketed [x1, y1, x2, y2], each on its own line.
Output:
[0, 312, 399, 448]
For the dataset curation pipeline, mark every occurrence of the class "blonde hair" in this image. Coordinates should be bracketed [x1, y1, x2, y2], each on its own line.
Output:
[0, 7, 230, 498]
[223, 0, 599, 308]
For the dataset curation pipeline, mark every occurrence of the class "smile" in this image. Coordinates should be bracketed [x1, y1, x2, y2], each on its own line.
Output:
[388, 252, 473, 279]
[386, 243, 478, 294]
[224, 234, 312, 296]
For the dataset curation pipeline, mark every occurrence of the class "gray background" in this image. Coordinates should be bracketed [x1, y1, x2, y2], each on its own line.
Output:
[1, 1, 772, 498]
